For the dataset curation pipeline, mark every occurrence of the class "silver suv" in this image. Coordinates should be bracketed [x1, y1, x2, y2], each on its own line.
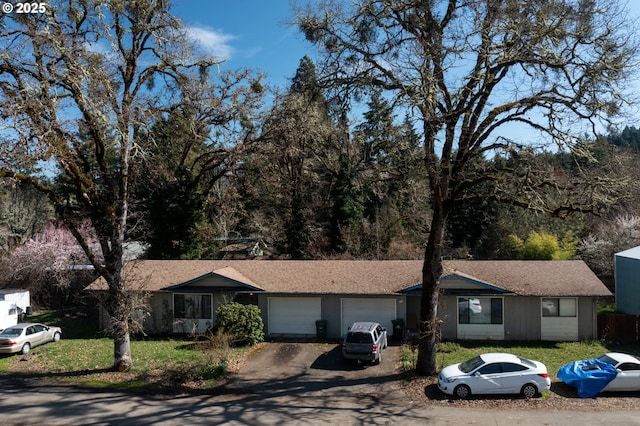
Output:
[341, 322, 388, 364]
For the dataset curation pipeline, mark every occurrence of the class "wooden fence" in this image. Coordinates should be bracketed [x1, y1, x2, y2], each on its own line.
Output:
[597, 313, 640, 344]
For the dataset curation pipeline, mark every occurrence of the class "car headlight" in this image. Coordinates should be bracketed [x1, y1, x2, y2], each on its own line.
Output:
[443, 377, 459, 384]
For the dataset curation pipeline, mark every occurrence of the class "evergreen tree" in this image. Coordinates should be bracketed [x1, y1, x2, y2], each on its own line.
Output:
[237, 56, 335, 258]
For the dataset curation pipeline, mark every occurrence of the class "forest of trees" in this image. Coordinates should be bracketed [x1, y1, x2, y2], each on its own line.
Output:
[3, 56, 640, 281]
[3, 60, 640, 276]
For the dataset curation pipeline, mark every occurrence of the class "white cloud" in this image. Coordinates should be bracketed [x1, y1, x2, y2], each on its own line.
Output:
[186, 25, 236, 60]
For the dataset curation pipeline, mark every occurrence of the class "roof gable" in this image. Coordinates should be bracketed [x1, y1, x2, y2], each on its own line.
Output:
[165, 267, 263, 292]
[441, 260, 610, 296]
[440, 272, 508, 293]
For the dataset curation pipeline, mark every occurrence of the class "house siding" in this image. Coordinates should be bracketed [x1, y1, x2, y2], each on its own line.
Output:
[578, 297, 596, 340]
[428, 296, 540, 341]
[405, 295, 420, 334]
[149, 292, 172, 334]
[322, 295, 343, 338]
[438, 295, 457, 340]
[434, 296, 596, 342]
[504, 297, 541, 340]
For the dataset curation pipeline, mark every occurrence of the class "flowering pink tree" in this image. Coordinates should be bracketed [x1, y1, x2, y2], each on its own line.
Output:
[2, 221, 100, 305]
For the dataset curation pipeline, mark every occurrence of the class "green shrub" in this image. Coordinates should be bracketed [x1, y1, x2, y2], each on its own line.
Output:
[197, 363, 228, 380]
[215, 302, 264, 346]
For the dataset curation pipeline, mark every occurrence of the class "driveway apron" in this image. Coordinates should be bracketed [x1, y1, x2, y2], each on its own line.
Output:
[223, 342, 408, 405]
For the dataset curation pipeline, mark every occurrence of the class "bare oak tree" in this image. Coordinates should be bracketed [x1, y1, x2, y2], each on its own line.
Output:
[0, 1, 263, 370]
[296, 0, 639, 375]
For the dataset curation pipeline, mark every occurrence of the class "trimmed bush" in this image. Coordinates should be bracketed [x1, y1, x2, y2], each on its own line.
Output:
[215, 302, 264, 346]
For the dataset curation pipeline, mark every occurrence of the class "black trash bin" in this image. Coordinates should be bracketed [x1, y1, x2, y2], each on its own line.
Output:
[391, 318, 405, 341]
[315, 320, 327, 339]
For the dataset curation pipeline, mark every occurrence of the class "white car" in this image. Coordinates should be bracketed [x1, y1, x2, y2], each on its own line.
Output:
[599, 353, 640, 392]
[438, 353, 551, 399]
[458, 298, 482, 315]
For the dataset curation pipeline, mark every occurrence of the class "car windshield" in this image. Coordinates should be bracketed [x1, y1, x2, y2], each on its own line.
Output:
[459, 355, 485, 373]
[518, 357, 536, 368]
[0, 328, 23, 337]
[346, 332, 373, 344]
[597, 354, 618, 366]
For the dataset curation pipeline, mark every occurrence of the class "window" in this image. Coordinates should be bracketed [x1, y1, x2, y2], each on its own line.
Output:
[542, 298, 576, 317]
[478, 363, 502, 374]
[501, 363, 528, 373]
[174, 294, 212, 319]
[458, 297, 503, 324]
[618, 363, 640, 371]
[459, 355, 484, 373]
[346, 332, 373, 344]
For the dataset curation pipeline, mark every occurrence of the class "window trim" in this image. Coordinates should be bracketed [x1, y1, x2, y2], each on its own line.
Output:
[457, 296, 503, 325]
[173, 293, 213, 320]
[541, 297, 577, 318]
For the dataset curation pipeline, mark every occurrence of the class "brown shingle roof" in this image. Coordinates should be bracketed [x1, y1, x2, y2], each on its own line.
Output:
[87, 259, 611, 297]
[443, 260, 610, 296]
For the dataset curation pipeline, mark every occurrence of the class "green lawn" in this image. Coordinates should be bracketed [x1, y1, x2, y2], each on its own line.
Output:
[0, 310, 250, 391]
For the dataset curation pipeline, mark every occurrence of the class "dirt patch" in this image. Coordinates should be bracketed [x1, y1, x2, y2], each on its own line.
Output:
[402, 373, 640, 411]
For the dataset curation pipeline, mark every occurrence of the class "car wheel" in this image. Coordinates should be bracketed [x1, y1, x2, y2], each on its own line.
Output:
[53, 332, 61, 342]
[454, 384, 471, 399]
[21, 342, 31, 355]
[375, 351, 382, 365]
[521, 383, 538, 399]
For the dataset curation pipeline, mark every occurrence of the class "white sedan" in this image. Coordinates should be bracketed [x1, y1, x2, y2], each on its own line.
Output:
[438, 352, 551, 399]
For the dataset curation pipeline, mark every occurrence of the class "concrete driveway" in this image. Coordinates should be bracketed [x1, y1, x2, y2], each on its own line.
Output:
[223, 341, 407, 404]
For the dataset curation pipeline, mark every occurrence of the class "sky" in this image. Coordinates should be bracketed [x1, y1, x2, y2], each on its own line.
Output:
[171, 1, 312, 90]
[171, 1, 640, 137]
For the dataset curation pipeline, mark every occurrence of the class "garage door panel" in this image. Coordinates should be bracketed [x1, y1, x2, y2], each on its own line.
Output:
[269, 297, 321, 335]
[341, 298, 396, 336]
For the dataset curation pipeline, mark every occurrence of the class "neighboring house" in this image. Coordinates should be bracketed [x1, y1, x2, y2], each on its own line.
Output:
[86, 259, 610, 342]
[218, 239, 269, 259]
[614, 246, 640, 315]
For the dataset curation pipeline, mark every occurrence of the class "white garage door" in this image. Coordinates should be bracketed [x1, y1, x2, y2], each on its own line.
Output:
[268, 297, 321, 335]
[341, 298, 397, 336]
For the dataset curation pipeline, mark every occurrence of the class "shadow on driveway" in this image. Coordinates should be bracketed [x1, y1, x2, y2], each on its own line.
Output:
[223, 342, 405, 401]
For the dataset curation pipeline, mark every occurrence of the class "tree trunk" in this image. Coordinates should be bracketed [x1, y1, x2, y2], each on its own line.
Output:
[415, 206, 448, 376]
[105, 251, 133, 371]
[113, 316, 132, 371]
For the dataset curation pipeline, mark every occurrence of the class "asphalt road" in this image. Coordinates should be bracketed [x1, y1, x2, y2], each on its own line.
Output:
[1, 342, 639, 425]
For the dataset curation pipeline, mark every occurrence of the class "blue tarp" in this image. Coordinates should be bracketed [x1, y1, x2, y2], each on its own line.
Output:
[557, 358, 618, 398]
